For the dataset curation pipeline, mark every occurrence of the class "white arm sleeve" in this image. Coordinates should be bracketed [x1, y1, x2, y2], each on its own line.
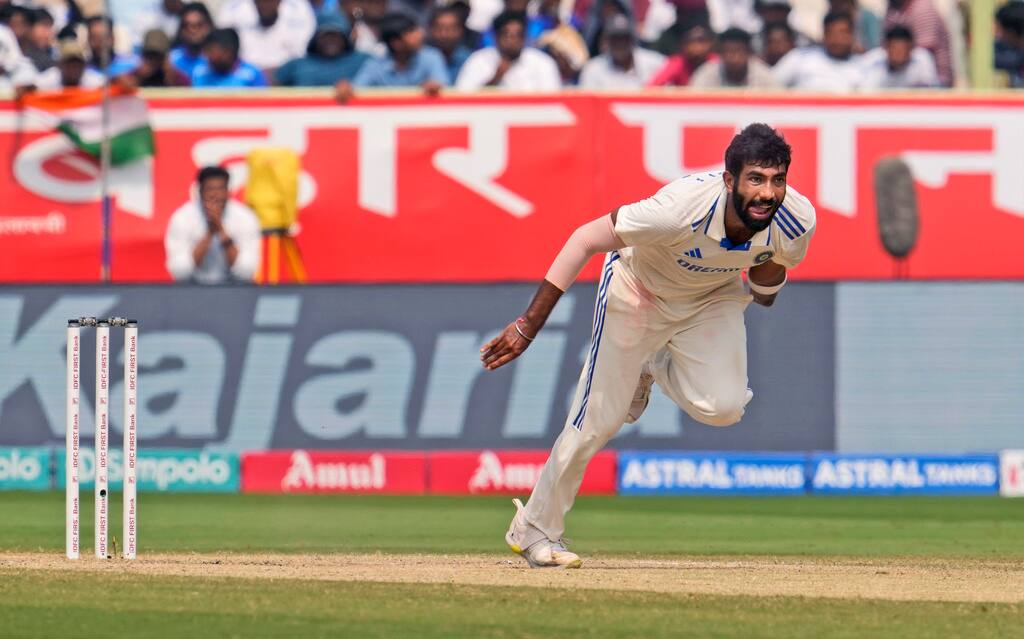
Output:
[544, 215, 625, 291]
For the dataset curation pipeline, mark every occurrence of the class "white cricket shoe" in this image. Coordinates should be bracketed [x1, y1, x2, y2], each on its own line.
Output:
[505, 499, 582, 569]
[625, 362, 655, 424]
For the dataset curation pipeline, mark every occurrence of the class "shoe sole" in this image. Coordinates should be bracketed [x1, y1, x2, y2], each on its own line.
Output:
[506, 535, 582, 569]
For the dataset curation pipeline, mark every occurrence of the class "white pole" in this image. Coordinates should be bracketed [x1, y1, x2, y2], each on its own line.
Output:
[99, 14, 112, 282]
[66, 321, 80, 560]
[95, 321, 110, 559]
[123, 321, 138, 559]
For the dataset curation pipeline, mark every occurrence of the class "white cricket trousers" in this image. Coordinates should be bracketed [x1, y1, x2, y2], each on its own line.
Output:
[524, 252, 753, 540]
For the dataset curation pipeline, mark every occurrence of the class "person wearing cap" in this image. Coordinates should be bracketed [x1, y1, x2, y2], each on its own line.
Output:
[275, 12, 369, 86]
[217, 0, 316, 71]
[456, 10, 560, 91]
[536, 23, 588, 86]
[36, 39, 106, 89]
[647, 14, 715, 86]
[428, 4, 474, 82]
[191, 27, 268, 87]
[170, 2, 213, 79]
[132, 28, 190, 86]
[578, 14, 664, 89]
[690, 26, 778, 88]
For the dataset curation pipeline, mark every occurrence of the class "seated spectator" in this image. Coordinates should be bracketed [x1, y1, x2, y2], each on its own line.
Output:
[759, 20, 794, 66]
[537, 24, 589, 86]
[275, 12, 369, 86]
[165, 166, 262, 285]
[30, 9, 56, 69]
[191, 28, 268, 87]
[456, 10, 560, 91]
[341, 12, 448, 95]
[481, 0, 573, 48]
[446, 0, 482, 49]
[772, 10, 863, 91]
[690, 26, 778, 88]
[5, 6, 35, 52]
[830, 0, 879, 52]
[995, 1, 1024, 88]
[7, 6, 55, 71]
[36, 39, 105, 88]
[218, 0, 316, 71]
[749, 0, 813, 51]
[858, 24, 937, 89]
[429, 5, 473, 82]
[87, 16, 139, 77]
[133, 29, 190, 86]
[0, 21, 38, 93]
[647, 15, 715, 86]
[578, 14, 665, 89]
[32, 0, 82, 33]
[883, 0, 951, 87]
[170, 2, 213, 79]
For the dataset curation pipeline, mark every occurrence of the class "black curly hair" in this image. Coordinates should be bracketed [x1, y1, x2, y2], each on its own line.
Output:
[724, 123, 792, 177]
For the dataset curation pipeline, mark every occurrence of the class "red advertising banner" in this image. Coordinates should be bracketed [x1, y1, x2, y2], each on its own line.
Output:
[1, 92, 1022, 282]
[241, 450, 427, 494]
[428, 450, 617, 495]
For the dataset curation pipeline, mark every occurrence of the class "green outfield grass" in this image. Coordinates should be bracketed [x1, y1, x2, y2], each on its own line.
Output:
[1, 492, 1022, 557]
[1, 492, 1022, 638]
[2, 570, 1020, 639]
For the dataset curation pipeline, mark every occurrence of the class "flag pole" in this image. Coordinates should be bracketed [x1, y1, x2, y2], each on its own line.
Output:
[99, 10, 113, 283]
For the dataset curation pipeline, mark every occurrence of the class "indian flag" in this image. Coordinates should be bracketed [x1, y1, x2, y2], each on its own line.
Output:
[22, 87, 154, 166]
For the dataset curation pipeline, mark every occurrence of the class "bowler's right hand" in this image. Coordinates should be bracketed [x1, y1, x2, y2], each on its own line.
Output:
[480, 318, 534, 371]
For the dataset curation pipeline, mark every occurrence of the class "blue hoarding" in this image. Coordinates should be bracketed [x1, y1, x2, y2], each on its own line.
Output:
[809, 454, 999, 495]
[55, 448, 240, 493]
[618, 451, 807, 495]
[0, 447, 51, 490]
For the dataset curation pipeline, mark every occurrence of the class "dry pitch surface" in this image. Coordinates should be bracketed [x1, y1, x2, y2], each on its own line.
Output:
[4, 551, 1022, 604]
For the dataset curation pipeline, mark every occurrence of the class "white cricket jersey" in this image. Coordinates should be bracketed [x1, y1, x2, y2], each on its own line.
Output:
[614, 171, 816, 300]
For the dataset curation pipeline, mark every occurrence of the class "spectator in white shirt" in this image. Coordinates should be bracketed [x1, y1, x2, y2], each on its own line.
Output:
[0, 22, 38, 93]
[165, 166, 262, 285]
[217, 0, 316, 71]
[691, 26, 779, 88]
[456, 10, 560, 91]
[773, 10, 863, 91]
[35, 39, 106, 89]
[859, 23, 938, 88]
[579, 14, 664, 90]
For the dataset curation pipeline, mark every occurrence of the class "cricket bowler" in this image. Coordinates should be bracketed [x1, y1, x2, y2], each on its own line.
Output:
[480, 123, 816, 568]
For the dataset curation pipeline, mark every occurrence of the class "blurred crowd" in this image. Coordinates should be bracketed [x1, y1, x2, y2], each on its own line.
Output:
[0, 0, 1021, 96]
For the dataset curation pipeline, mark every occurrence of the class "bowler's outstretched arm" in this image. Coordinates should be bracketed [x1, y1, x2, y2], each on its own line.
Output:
[480, 213, 626, 370]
